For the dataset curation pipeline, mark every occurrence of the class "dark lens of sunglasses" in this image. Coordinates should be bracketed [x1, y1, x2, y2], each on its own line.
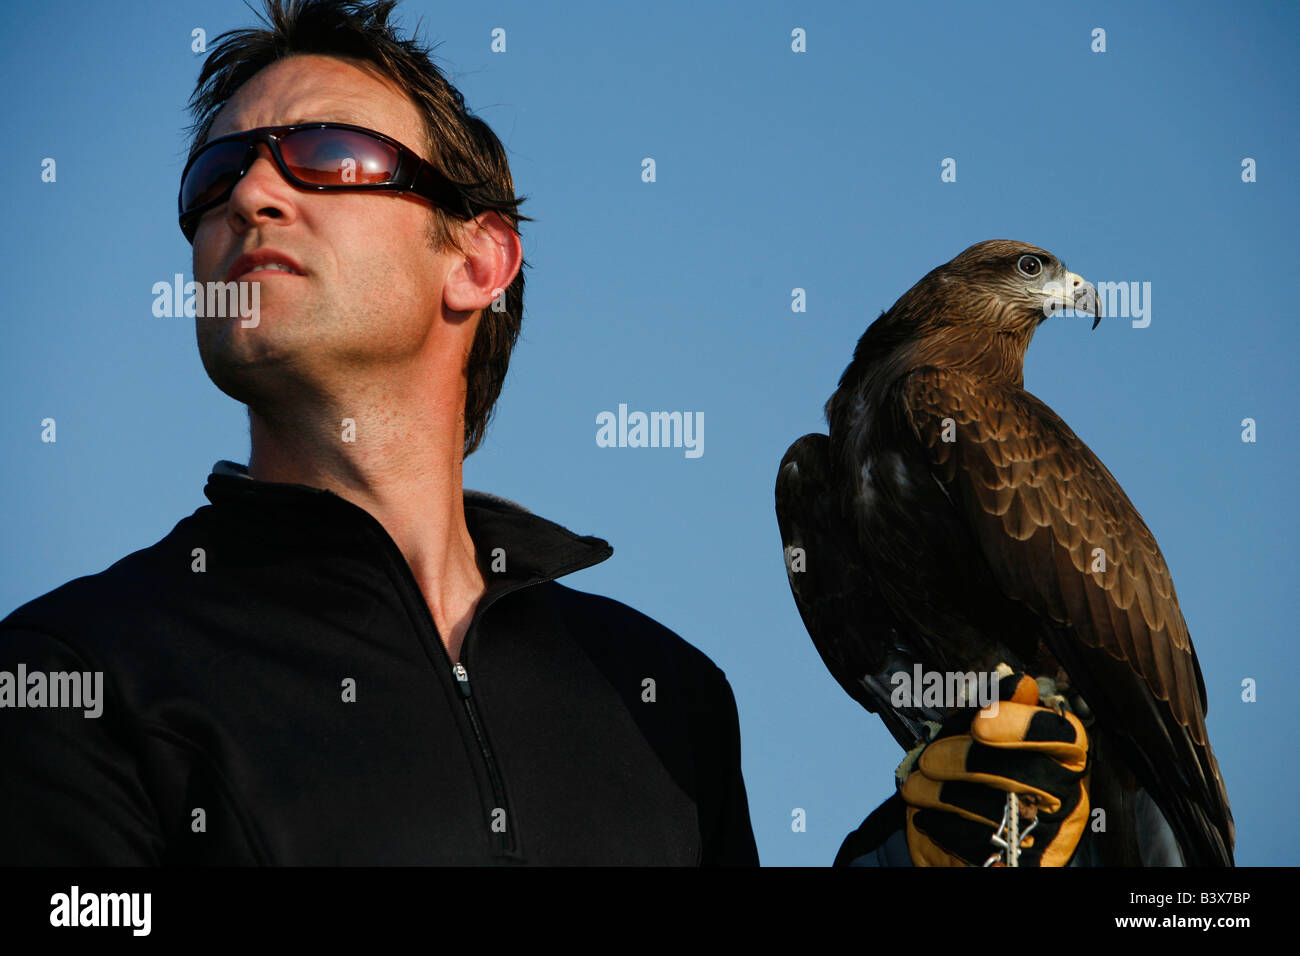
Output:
[281, 128, 400, 185]
[181, 141, 252, 212]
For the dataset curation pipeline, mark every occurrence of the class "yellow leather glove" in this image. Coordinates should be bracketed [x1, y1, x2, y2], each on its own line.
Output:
[900, 669, 1090, 867]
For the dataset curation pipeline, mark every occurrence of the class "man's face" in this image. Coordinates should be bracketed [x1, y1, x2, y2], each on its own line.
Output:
[192, 54, 456, 406]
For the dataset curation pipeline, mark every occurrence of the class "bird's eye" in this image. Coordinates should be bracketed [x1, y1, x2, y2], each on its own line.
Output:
[1017, 255, 1043, 278]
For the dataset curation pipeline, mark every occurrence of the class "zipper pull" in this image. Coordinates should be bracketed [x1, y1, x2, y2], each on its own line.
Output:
[453, 662, 472, 698]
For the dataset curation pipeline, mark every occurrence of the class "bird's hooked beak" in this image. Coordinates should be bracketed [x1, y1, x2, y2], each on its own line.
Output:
[1038, 271, 1103, 329]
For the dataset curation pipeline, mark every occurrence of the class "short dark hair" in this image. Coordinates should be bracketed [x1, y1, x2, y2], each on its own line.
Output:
[186, 0, 531, 458]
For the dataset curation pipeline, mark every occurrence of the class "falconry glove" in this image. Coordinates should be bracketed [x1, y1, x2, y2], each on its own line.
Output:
[900, 669, 1090, 866]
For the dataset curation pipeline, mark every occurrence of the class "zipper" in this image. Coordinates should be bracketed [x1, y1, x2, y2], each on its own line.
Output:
[452, 658, 515, 854]
[364, 530, 607, 860]
[212, 474, 614, 861]
[353, 515, 523, 857]
[314, 491, 611, 861]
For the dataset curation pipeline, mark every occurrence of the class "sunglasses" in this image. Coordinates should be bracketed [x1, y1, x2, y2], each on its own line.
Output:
[178, 122, 479, 242]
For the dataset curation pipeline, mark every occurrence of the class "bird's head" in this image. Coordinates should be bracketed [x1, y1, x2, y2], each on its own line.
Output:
[847, 240, 1102, 387]
[929, 239, 1102, 333]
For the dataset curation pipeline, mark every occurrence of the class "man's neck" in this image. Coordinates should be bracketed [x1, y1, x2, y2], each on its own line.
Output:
[245, 388, 485, 664]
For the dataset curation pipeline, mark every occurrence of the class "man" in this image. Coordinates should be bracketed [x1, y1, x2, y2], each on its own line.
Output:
[0, 0, 758, 865]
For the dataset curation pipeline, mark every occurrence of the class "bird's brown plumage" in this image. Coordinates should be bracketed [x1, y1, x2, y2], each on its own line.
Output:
[777, 239, 1234, 865]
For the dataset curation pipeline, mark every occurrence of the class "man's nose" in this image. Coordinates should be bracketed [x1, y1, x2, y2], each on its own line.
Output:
[222, 141, 296, 231]
[235, 142, 286, 191]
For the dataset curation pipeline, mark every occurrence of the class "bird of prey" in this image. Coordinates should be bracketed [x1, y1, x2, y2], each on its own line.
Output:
[775, 239, 1234, 866]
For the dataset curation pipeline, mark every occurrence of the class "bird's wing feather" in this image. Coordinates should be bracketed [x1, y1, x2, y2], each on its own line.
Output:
[895, 365, 1234, 864]
[776, 433, 938, 750]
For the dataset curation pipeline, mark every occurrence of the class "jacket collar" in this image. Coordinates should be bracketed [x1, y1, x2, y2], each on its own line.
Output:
[203, 460, 613, 586]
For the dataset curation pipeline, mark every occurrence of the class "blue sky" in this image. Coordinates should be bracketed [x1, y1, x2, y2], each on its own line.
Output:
[2, 0, 1296, 865]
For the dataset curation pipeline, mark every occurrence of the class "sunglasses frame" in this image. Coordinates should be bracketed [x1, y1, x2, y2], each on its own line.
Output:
[178, 122, 479, 242]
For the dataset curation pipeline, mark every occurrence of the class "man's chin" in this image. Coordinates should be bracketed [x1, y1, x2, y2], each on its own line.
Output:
[199, 341, 298, 402]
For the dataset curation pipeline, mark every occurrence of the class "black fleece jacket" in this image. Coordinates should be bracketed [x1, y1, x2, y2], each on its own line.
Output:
[0, 462, 758, 866]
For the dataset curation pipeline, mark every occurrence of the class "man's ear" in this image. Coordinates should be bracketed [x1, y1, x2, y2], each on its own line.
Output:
[442, 212, 522, 314]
